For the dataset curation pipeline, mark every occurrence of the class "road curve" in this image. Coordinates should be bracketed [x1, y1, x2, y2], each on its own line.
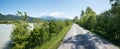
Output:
[58, 23, 119, 49]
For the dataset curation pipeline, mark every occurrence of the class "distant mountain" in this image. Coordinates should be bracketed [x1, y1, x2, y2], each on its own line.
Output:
[0, 13, 67, 22]
[0, 13, 36, 22]
[40, 16, 66, 20]
[40, 16, 56, 20]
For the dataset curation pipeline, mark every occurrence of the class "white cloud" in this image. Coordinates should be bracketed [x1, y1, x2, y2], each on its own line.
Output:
[41, 12, 47, 16]
[61, 12, 65, 14]
[67, 16, 74, 19]
[50, 12, 61, 16]
[8, 11, 15, 14]
[50, 12, 65, 17]
[40, 12, 66, 18]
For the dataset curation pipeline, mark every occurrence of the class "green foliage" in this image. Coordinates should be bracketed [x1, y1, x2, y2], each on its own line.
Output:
[35, 24, 72, 49]
[64, 19, 72, 26]
[27, 19, 49, 48]
[95, 9, 120, 46]
[94, 0, 120, 46]
[11, 11, 30, 49]
[77, 0, 120, 46]
[28, 20, 72, 49]
[17, 11, 28, 21]
[10, 11, 73, 49]
[78, 7, 96, 30]
[73, 16, 79, 23]
[49, 20, 57, 36]
[29, 28, 42, 48]
[108, 0, 120, 45]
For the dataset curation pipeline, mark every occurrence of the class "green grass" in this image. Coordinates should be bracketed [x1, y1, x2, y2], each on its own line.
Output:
[34, 24, 72, 49]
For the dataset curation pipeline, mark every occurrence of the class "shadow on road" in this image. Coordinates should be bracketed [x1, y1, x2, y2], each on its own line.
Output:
[63, 32, 110, 49]
[2, 40, 12, 49]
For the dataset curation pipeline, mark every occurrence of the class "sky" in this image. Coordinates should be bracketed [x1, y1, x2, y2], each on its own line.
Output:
[0, 0, 111, 19]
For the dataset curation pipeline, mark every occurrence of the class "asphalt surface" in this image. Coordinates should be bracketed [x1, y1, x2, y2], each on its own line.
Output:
[58, 23, 119, 49]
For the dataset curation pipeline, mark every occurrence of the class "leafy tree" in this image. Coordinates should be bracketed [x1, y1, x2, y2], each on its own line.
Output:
[55, 20, 65, 34]
[11, 11, 30, 49]
[78, 0, 120, 46]
[42, 22, 50, 43]
[79, 7, 96, 30]
[29, 28, 42, 48]
[73, 16, 79, 23]
[109, 0, 120, 44]
[80, 10, 84, 17]
[17, 11, 28, 21]
[65, 19, 72, 26]
[49, 20, 57, 37]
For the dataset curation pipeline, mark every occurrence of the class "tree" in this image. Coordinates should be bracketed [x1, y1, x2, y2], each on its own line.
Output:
[79, 7, 96, 30]
[80, 10, 84, 17]
[79, 10, 84, 26]
[42, 22, 50, 43]
[73, 16, 78, 23]
[109, 0, 120, 44]
[65, 19, 72, 26]
[17, 11, 28, 21]
[11, 11, 30, 49]
[49, 20, 57, 37]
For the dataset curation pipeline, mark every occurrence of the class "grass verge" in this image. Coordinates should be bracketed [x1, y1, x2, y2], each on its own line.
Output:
[34, 24, 72, 49]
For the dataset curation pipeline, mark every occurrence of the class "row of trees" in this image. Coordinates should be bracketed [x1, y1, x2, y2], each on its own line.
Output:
[10, 11, 72, 49]
[78, 7, 96, 30]
[75, 0, 120, 46]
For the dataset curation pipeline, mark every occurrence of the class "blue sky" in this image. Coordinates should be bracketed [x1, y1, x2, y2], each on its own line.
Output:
[0, 0, 111, 19]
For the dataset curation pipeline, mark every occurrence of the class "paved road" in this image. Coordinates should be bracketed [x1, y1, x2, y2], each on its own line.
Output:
[58, 23, 119, 49]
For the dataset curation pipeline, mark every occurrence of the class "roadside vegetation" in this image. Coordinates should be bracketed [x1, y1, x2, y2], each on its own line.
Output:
[35, 24, 72, 49]
[74, 0, 120, 47]
[10, 11, 72, 49]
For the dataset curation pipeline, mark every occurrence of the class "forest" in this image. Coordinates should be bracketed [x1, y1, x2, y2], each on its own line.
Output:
[74, 0, 120, 47]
